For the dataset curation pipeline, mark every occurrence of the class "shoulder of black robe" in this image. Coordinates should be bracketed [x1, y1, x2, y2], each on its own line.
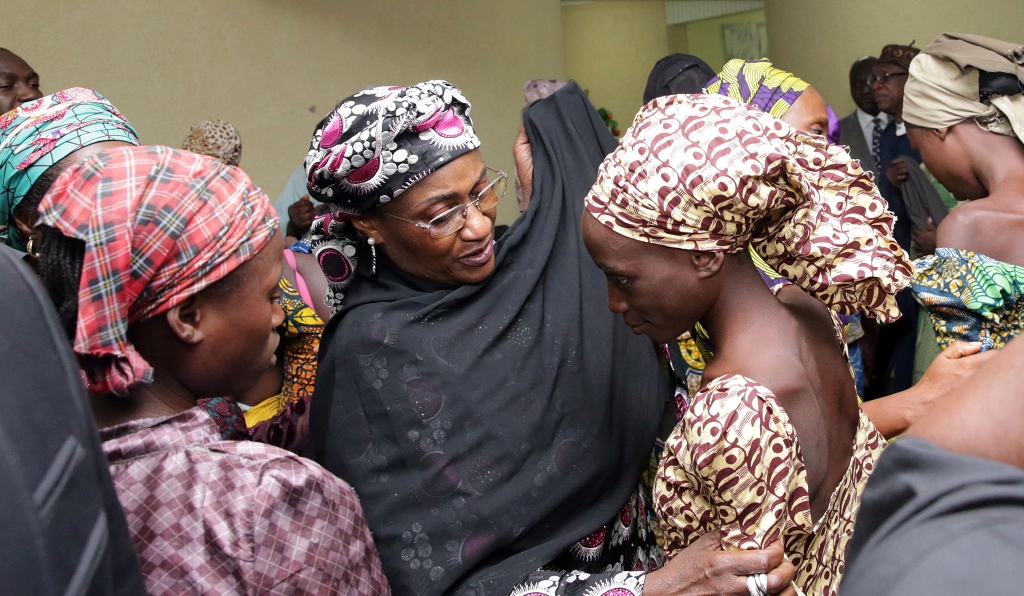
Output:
[311, 82, 670, 596]
[0, 246, 146, 596]
[841, 436, 1024, 596]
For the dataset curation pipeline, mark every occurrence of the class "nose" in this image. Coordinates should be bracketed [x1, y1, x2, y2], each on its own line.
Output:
[458, 201, 493, 241]
[606, 283, 629, 314]
[271, 299, 285, 329]
[871, 77, 884, 91]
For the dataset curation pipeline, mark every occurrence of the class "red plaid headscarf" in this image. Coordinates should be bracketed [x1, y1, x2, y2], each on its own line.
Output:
[38, 145, 278, 396]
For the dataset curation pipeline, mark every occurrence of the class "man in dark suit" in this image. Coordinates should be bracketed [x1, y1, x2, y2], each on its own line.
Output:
[866, 43, 922, 400]
[839, 56, 889, 179]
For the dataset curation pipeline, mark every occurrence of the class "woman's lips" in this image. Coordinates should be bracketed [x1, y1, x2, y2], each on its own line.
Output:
[458, 241, 494, 267]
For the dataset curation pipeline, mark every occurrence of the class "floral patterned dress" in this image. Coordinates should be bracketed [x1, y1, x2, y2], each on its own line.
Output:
[912, 247, 1024, 351]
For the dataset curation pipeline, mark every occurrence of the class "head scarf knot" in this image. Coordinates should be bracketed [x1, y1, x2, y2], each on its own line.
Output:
[585, 93, 912, 323]
[704, 58, 809, 119]
[37, 145, 278, 396]
[0, 87, 139, 250]
[904, 33, 1024, 143]
[181, 119, 242, 166]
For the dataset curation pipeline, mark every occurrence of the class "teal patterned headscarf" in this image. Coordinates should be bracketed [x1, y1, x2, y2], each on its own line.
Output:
[0, 87, 138, 250]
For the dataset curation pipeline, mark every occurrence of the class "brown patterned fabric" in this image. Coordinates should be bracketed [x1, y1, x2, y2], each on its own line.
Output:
[584, 93, 913, 323]
[877, 44, 921, 72]
[654, 310, 886, 596]
[101, 401, 390, 596]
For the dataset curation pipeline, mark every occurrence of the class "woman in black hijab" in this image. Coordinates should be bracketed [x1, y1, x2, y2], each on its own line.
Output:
[306, 81, 798, 596]
[643, 53, 717, 104]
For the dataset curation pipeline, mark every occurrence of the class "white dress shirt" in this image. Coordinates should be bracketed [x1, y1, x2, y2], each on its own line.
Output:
[856, 108, 890, 144]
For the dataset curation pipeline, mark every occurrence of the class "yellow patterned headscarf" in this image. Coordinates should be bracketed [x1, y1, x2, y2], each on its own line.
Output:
[584, 93, 912, 323]
[704, 58, 809, 119]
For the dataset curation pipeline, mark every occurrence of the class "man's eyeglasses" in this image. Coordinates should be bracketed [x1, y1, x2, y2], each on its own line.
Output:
[868, 71, 908, 86]
[384, 167, 507, 239]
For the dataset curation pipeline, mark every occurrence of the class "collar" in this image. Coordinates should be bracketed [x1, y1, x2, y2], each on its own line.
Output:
[100, 397, 249, 462]
[896, 121, 907, 136]
[856, 108, 889, 128]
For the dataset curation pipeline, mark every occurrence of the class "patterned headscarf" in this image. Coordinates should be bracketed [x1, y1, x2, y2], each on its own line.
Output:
[0, 87, 138, 250]
[305, 80, 480, 212]
[37, 145, 278, 396]
[904, 33, 1024, 143]
[585, 94, 913, 323]
[181, 119, 242, 167]
[303, 80, 481, 310]
[704, 59, 809, 119]
[877, 43, 920, 72]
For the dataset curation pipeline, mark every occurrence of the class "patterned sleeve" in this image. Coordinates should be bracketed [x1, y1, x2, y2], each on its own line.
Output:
[250, 457, 391, 596]
[510, 570, 646, 596]
[656, 376, 807, 554]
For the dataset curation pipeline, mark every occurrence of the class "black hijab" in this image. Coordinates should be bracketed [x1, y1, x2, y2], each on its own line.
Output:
[643, 53, 716, 104]
[311, 83, 669, 595]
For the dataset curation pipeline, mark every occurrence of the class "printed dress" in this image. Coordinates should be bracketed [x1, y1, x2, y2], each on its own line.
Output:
[247, 275, 324, 455]
[654, 305, 886, 596]
[912, 248, 1024, 350]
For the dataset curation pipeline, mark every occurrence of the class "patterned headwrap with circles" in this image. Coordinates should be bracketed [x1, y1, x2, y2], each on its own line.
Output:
[301, 80, 481, 311]
[585, 93, 913, 323]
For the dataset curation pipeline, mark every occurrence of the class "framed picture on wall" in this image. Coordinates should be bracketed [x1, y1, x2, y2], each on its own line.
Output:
[723, 22, 768, 61]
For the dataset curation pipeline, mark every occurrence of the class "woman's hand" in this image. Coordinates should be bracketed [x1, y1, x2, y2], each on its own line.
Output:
[861, 340, 995, 438]
[513, 124, 534, 212]
[643, 531, 797, 596]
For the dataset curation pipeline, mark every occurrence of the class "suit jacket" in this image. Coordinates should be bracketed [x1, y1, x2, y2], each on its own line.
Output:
[839, 111, 879, 178]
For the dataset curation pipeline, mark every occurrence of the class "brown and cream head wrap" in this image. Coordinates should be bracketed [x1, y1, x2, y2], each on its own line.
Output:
[181, 119, 242, 167]
[903, 33, 1024, 143]
[584, 93, 912, 323]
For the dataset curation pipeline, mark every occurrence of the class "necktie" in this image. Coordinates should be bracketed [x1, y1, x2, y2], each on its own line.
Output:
[871, 117, 883, 168]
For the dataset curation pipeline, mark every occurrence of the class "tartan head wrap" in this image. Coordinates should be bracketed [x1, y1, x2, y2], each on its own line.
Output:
[584, 93, 912, 323]
[0, 87, 139, 251]
[704, 59, 809, 119]
[37, 145, 278, 396]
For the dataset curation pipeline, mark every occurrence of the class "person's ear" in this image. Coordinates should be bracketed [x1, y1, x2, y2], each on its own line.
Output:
[165, 295, 204, 345]
[351, 215, 385, 246]
[934, 127, 949, 141]
[692, 251, 724, 278]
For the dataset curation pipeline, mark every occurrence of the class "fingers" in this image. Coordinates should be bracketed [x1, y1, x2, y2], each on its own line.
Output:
[693, 528, 723, 551]
[718, 540, 784, 576]
[926, 216, 935, 230]
[942, 340, 984, 359]
[767, 557, 797, 594]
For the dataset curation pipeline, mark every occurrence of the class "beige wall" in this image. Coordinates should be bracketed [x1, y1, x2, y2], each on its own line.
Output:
[766, 0, 1024, 115]
[563, 1, 668, 133]
[667, 23, 690, 55]
[685, 9, 766, 73]
[0, 0, 564, 225]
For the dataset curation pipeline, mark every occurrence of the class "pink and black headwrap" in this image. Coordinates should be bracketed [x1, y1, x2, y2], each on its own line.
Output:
[303, 81, 481, 311]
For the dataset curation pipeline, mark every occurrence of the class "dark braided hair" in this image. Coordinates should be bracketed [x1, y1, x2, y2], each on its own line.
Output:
[36, 225, 85, 342]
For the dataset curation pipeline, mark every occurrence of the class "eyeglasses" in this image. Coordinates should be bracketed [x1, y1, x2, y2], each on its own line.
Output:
[384, 167, 507, 239]
[868, 71, 908, 86]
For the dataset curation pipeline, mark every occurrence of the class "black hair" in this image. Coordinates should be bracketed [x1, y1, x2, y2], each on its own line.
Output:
[36, 226, 85, 342]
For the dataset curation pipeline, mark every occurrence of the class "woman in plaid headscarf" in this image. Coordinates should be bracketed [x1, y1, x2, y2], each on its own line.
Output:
[582, 93, 913, 595]
[34, 145, 390, 596]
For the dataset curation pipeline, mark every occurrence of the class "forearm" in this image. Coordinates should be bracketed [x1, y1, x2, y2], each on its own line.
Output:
[859, 392, 913, 439]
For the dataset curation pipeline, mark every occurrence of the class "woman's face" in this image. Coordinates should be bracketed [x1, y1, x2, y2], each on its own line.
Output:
[582, 212, 719, 345]
[357, 149, 498, 287]
[782, 86, 829, 137]
[907, 123, 986, 201]
[186, 232, 286, 398]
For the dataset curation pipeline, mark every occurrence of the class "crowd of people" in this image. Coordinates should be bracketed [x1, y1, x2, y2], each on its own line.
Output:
[0, 30, 1022, 596]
